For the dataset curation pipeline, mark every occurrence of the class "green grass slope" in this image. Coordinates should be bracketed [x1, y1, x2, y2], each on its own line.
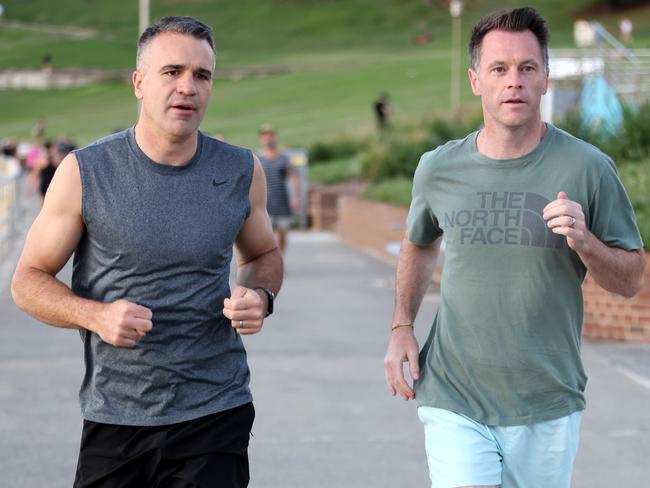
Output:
[1, 0, 650, 148]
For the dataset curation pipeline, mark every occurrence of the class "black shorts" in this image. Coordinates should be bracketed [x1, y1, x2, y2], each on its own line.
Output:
[73, 402, 255, 488]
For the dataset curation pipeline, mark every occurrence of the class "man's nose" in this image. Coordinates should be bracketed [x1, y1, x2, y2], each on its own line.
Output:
[506, 70, 523, 89]
[177, 72, 197, 95]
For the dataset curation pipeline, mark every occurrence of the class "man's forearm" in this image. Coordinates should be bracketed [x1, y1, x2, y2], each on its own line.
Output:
[578, 233, 645, 297]
[236, 248, 284, 295]
[12, 266, 101, 330]
[393, 237, 441, 325]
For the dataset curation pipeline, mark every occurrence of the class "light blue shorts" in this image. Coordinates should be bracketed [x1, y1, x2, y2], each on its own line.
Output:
[418, 406, 582, 488]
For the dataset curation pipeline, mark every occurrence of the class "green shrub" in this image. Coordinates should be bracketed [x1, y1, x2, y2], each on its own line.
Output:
[308, 137, 366, 163]
[558, 101, 650, 162]
[616, 158, 650, 248]
[620, 102, 650, 161]
[360, 115, 482, 183]
[364, 177, 413, 207]
[360, 135, 431, 182]
[309, 156, 361, 185]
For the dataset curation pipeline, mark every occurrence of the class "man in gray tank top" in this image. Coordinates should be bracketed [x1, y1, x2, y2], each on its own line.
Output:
[12, 16, 282, 488]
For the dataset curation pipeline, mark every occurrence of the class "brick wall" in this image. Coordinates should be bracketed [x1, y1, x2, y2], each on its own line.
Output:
[582, 261, 650, 342]
[334, 195, 650, 343]
[308, 182, 364, 231]
[338, 195, 408, 262]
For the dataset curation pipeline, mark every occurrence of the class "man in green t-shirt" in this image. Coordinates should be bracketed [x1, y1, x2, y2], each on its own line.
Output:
[383, 7, 645, 488]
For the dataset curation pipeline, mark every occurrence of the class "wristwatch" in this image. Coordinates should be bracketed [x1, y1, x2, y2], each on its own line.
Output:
[254, 286, 275, 317]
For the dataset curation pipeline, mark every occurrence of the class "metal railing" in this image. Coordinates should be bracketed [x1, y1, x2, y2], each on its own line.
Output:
[0, 167, 21, 263]
[549, 48, 650, 106]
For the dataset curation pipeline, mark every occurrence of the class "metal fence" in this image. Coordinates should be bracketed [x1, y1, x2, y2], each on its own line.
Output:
[0, 169, 21, 263]
[544, 48, 650, 123]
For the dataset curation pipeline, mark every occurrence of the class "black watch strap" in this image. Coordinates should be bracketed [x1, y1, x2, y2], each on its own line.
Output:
[254, 286, 274, 317]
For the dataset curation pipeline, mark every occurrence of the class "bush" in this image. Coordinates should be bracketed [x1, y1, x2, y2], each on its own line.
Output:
[308, 137, 366, 163]
[360, 115, 482, 183]
[619, 158, 650, 248]
[360, 135, 431, 182]
[309, 156, 361, 185]
[557, 101, 650, 162]
[364, 177, 413, 207]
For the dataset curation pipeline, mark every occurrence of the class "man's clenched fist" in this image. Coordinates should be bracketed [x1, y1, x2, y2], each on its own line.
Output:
[92, 299, 153, 347]
[223, 286, 266, 335]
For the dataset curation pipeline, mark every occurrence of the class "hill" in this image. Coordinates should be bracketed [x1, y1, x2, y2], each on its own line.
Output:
[1, 0, 650, 147]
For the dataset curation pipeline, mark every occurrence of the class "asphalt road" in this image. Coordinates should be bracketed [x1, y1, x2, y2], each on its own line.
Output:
[1, 193, 648, 487]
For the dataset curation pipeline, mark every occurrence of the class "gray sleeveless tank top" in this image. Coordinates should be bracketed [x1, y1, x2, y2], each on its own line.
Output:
[72, 128, 254, 426]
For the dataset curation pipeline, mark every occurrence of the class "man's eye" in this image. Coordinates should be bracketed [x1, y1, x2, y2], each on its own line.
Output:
[493, 67, 505, 73]
[164, 70, 178, 76]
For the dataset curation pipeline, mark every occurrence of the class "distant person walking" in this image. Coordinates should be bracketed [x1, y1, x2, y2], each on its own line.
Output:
[0, 140, 20, 177]
[383, 8, 644, 488]
[38, 141, 75, 203]
[373, 92, 391, 131]
[12, 16, 281, 488]
[620, 17, 633, 44]
[257, 124, 300, 254]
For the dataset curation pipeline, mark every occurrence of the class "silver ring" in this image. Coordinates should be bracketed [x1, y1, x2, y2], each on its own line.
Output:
[239, 320, 244, 328]
[570, 217, 576, 227]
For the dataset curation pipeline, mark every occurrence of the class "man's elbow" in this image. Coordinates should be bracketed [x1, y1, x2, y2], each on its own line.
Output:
[10, 267, 28, 311]
[622, 271, 644, 298]
[619, 254, 646, 298]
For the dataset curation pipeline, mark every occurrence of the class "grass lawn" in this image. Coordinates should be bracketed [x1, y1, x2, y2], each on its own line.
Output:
[365, 177, 413, 208]
[0, 48, 480, 148]
[4, 0, 643, 70]
[309, 156, 361, 186]
[3, 0, 650, 147]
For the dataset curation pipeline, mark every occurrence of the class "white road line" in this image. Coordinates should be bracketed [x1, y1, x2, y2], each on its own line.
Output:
[615, 365, 650, 391]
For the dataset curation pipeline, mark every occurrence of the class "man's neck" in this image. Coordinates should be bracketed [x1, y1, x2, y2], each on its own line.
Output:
[134, 122, 198, 167]
[477, 120, 546, 160]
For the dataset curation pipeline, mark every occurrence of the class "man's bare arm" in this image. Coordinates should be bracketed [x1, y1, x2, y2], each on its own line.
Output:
[11, 154, 152, 347]
[223, 155, 283, 335]
[577, 243, 644, 297]
[544, 192, 645, 297]
[384, 236, 441, 400]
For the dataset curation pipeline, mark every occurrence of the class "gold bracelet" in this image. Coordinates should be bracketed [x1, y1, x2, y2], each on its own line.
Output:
[391, 323, 414, 331]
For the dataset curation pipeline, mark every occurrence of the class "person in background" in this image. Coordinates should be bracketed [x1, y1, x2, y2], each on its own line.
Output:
[39, 141, 76, 203]
[257, 124, 300, 254]
[373, 92, 391, 131]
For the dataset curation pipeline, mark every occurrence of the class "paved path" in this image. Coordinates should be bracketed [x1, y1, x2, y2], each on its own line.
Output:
[1, 193, 649, 487]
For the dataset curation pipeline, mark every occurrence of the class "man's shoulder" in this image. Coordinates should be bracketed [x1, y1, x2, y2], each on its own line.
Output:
[418, 132, 475, 172]
[203, 134, 252, 162]
[84, 129, 130, 151]
[548, 124, 614, 170]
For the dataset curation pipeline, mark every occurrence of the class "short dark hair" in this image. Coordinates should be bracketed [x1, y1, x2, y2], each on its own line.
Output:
[469, 7, 549, 72]
[136, 16, 215, 69]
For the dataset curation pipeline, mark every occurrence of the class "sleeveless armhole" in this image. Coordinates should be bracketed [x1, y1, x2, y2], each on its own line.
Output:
[244, 149, 255, 220]
[72, 150, 89, 227]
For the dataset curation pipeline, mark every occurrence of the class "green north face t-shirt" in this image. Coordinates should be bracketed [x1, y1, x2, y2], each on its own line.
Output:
[408, 124, 643, 426]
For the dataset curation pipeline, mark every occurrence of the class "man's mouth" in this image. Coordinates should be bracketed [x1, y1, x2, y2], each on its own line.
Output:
[503, 98, 526, 105]
[170, 102, 196, 112]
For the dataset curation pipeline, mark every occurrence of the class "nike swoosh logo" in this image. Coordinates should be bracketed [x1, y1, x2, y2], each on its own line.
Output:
[212, 179, 227, 187]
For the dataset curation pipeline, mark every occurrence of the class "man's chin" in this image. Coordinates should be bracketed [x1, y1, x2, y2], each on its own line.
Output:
[166, 122, 200, 140]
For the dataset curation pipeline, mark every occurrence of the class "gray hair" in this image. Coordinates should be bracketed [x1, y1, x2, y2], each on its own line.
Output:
[136, 16, 215, 69]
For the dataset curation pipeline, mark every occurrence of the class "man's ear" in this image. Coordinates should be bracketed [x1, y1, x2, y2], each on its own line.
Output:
[133, 70, 144, 100]
[469, 68, 481, 97]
